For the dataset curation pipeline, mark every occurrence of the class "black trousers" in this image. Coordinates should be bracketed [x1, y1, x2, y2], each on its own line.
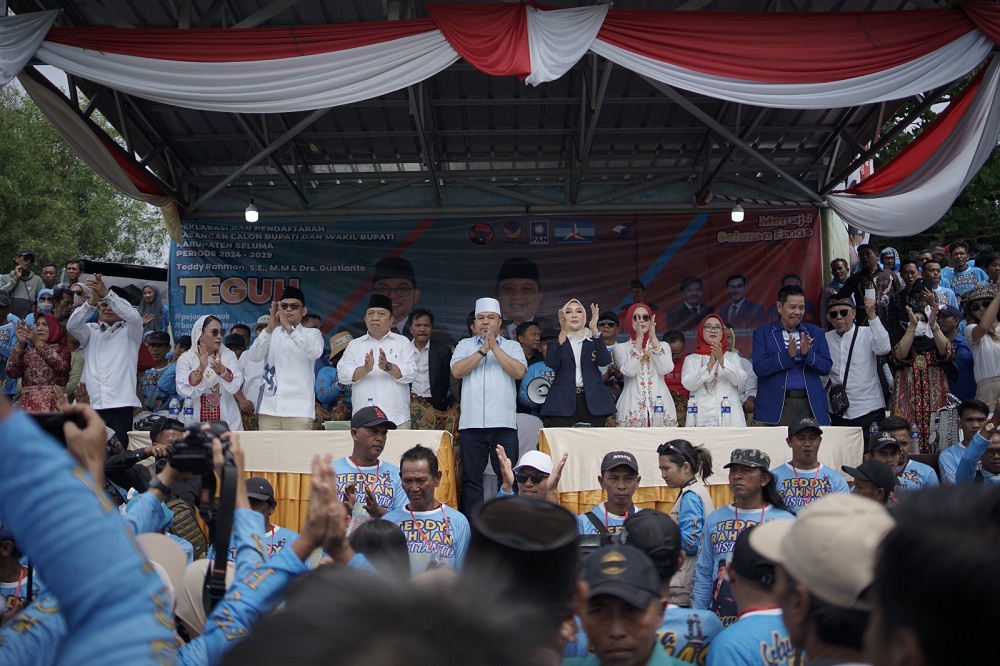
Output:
[459, 427, 519, 517]
[545, 391, 609, 428]
[831, 407, 886, 448]
[98, 406, 135, 448]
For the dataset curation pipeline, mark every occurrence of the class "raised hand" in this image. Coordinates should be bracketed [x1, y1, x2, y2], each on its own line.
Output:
[799, 333, 813, 356]
[364, 349, 375, 372]
[87, 273, 109, 300]
[13, 321, 29, 345]
[364, 485, 387, 518]
[864, 296, 877, 320]
[589, 303, 600, 335]
[378, 348, 389, 371]
[197, 341, 211, 372]
[496, 445, 514, 493]
[545, 453, 568, 505]
[787, 334, 799, 357]
[342, 483, 357, 514]
[648, 314, 660, 350]
[905, 306, 919, 328]
[928, 301, 940, 329]
[209, 349, 227, 377]
[266, 301, 279, 334]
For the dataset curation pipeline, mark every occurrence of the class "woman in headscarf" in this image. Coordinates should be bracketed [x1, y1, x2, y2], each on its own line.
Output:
[890, 300, 954, 453]
[139, 283, 169, 334]
[176, 315, 243, 431]
[681, 314, 747, 427]
[613, 301, 676, 427]
[540, 299, 617, 427]
[6, 313, 71, 412]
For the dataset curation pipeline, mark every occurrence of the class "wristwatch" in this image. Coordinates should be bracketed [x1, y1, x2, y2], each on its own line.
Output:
[478, 348, 488, 358]
[149, 477, 173, 495]
[384, 362, 393, 372]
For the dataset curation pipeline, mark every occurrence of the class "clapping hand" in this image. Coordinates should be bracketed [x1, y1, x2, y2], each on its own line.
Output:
[266, 301, 280, 334]
[197, 341, 212, 372]
[648, 314, 660, 350]
[589, 303, 600, 336]
[545, 453, 568, 505]
[799, 333, 813, 356]
[787, 334, 799, 357]
[13, 321, 29, 345]
[496, 445, 515, 494]
[364, 349, 375, 372]
[208, 348, 227, 377]
[377, 348, 389, 372]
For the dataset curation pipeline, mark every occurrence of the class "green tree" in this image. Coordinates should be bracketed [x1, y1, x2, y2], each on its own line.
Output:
[0, 84, 167, 270]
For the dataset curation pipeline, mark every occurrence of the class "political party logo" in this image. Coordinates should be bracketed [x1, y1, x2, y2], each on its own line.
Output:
[469, 223, 494, 246]
[502, 220, 524, 240]
[555, 221, 594, 245]
[529, 220, 549, 245]
[607, 219, 636, 239]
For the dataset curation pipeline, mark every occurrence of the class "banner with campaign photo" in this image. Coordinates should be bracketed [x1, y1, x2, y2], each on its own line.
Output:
[169, 209, 823, 355]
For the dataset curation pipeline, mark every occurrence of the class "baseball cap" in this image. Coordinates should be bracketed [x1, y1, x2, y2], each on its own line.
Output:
[582, 544, 661, 610]
[598, 310, 619, 325]
[224, 334, 246, 349]
[255, 314, 270, 328]
[146, 331, 170, 346]
[539, 326, 560, 341]
[245, 477, 275, 501]
[601, 451, 639, 474]
[730, 527, 776, 587]
[618, 511, 681, 578]
[513, 450, 553, 475]
[939, 305, 962, 318]
[176, 335, 192, 348]
[788, 417, 823, 437]
[749, 493, 895, 609]
[842, 459, 898, 497]
[351, 405, 397, 430]
[868, 431, 901, 453]
[16, 249, 35, 260]
[724, 448, 771, 470]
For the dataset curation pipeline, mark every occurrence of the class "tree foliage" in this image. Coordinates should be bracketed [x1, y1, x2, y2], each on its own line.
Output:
[870, 72, 1000, 254]
[0, 84, 167, 269]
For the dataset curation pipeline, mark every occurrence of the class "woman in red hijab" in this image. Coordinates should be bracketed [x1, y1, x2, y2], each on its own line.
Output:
[613, 302, 676, 427]
[7, 313, 72, 412]
[680, 314, 747, 427]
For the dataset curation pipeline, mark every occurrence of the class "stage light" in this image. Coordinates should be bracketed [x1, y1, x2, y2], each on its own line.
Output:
[731, 203, 744, 223]
[245, 200, 259, 223]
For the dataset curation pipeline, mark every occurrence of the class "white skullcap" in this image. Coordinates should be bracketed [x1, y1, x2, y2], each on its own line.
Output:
[475, 298, 502, 317]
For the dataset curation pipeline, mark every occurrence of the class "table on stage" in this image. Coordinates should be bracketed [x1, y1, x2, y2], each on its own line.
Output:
[128, 429, 456, 530]
[538, 426, 864, 514]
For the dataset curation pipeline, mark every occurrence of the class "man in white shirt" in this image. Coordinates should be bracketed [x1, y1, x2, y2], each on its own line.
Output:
[408, 307, 452, 413]
[824, 296, 891, 428]
[67, 274, 143, 444]
[235, 314, 270, 430]
[245, 287, 324, 430]
[338, 294, 417, 429]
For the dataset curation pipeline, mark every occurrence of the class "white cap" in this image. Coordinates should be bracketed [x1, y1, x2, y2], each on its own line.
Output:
[513, 450, 553, 475]
[255, 314, 270, 327]
[475, 297, 502, 317]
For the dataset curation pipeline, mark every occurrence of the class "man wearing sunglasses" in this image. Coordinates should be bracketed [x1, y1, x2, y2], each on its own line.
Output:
[823, 296, 891, 428]
[495, 449, 558, 501]
[245, 286, 324, 430]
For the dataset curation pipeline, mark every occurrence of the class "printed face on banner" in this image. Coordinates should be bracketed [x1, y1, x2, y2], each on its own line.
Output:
[169, 211, 822, 356]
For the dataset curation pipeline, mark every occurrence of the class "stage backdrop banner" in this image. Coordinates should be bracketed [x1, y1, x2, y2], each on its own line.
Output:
[169, 211, 822, 354]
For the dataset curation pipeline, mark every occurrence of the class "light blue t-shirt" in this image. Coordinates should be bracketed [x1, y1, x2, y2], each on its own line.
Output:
[939, 442, 966, 485]
[207, 524, 299, 562]
[577, 502, 641, 536]
[452, 335, 527, 429]
[332, 456, 407, 523]
[769, 463, 850, 514]
[941, 266, 988, 296]
[956, 431, 1000, 484]
[138, 365, 168, 410]
[658, 604, 724, 664]
[676, 489, 709, 556]
[932, 286, 958, 309]
[692, 504, 795, 626]
[382, 503, 470, 573]
[896, 459, 940, 492]
[705, 609, 794, 666]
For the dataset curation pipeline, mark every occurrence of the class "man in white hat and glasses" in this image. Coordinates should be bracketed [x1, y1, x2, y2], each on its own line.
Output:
[451, 297, 527, 516]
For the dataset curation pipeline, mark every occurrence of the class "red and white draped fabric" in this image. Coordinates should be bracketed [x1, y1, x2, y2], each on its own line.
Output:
[5, 3, 1000, 235]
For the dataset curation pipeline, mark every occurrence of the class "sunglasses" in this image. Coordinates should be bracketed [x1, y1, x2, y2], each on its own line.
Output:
[516, 471, 548, 485]
[970, 302, 987, 312]
[279, 303, 302, 311]
[632, 314, 650, 322]
[598, 320, 617, 327]
[205, 328, 223, 336]
[828, 309, 852, 319]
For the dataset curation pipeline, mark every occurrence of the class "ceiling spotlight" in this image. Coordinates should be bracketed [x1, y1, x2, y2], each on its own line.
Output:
[245, 200, 259, 223]
[731, 203, 744, 223]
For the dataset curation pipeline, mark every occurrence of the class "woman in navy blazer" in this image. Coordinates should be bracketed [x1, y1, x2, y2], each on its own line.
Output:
[540, 299, 617, 427]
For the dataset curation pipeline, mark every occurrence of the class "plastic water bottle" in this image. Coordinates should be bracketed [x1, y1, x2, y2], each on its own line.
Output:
[909, 420, 920, 454]
[721, 397, 732, 427]
[167, 398, 179, 418]
[652, 395, 665, 427]
[182, 398, 194, 426]
[687, 396, 698, 428]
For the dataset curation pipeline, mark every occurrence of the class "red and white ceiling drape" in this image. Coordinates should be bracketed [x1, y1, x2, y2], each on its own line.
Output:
[3, 2, 1000, 235]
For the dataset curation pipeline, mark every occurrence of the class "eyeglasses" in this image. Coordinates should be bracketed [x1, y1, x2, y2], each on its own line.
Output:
[279, 302, 302, 311]
[516, 471, 549, 485]
[632, 314, 650, 322]
[703, 325, 723, 332]
[598, 320, 617, 327]
[829, 309, 852, 319]
[373, 285, 413, 297]
[205, 328, 223, 337]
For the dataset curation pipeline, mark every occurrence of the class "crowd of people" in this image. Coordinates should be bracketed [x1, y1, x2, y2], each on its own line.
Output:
[0, 241, 998, 665]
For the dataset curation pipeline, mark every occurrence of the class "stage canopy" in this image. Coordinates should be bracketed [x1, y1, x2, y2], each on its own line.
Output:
[5, 0, 1000, 238]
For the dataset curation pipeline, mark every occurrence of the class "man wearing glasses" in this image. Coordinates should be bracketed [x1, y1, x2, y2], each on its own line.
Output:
[823, 296, 891, 428]
[245, 286, 324, 430]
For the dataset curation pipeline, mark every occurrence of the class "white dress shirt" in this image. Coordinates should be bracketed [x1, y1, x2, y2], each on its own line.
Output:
[412, 342, 432, 398]
[337, 331, 417, 426]
[824, 317, 891, 419]
[246, 324, 324, 418]
[966, 324, 1000, 383]
[66, 291, 143, 409]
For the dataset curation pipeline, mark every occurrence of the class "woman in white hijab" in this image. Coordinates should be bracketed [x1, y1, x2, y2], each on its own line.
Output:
[539, 299, 617, 427]
[176, 315, 244, 431]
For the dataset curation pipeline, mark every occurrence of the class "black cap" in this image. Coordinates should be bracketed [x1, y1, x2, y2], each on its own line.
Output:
[16, 249, 35, 260]
[841, 459, 898, 496]
[730, 527, 776, 587]
[598, 310, 619, 325]
[539, 326, 560, 341]
[279, 286, 306, 305]
[868, 431, 901, 453]
[146, 331, 171, 345]
[245, 477, 275, 501]
[366, 294, 394, 315]
[373, 256, 417, 287]
[176, 335, 192, 348]
[496, 257, 541, 286]
[601, 451, 639, 474]
[630, 279, 645, 290]
[618, 511, 681, 581]
[788, 417, 824, 437]
[351, 405, 397, 430]
[582, 545, 661, 609]
[724, 448, 771, 470]
[224, 333, 246, 349]
[108, 285, 130, 300]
